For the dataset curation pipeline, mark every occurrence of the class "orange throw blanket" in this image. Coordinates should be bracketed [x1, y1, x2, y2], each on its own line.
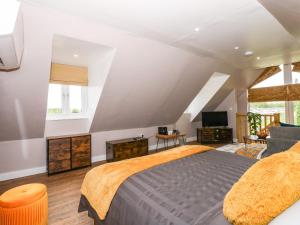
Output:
[81, 145, 213, 220]
[223, 150, 300, 225]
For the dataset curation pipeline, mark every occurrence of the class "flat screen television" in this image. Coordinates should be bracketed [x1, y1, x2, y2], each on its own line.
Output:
[202, 111, 228, 127]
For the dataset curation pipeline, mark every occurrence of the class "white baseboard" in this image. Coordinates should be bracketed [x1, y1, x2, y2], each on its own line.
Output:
[0, 154, 106, 181]
[0, 166, 47, 182]
[92, 154, 106, 163]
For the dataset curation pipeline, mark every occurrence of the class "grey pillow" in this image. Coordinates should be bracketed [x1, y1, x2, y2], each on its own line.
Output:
[269, 127, 300, 139]
[262, 138, 298, 158]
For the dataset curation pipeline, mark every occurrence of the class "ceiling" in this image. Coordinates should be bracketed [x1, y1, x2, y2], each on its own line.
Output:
[26, 0, 300, 69]
[52, 35, 113, 66]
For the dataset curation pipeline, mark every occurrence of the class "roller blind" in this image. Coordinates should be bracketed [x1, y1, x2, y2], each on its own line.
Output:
[50, 63, 88, 86]
[249, 66, 281, 88]
[248, 84, 300, 102]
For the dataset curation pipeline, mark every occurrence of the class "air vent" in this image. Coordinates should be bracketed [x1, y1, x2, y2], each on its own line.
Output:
[0, 57, 4, 66]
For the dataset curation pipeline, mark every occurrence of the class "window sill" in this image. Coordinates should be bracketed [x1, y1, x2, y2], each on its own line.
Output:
[46, 114, 89, 121]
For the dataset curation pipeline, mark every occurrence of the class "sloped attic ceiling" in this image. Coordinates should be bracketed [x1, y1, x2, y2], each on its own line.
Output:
[258, 0, 300, 41]
[1, 0, 300, 141]
[26, 0, 300, 68]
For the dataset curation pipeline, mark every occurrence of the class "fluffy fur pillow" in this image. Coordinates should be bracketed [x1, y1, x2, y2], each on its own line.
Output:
[223, 151, 300, 225]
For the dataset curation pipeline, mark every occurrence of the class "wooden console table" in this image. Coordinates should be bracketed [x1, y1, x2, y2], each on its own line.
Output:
[197, 128, 233, 144]
[155, 134, 186, 151]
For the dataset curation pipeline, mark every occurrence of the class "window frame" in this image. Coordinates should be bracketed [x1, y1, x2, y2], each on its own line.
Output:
[248, 64, 297, 125]
[46, 84, 88, 121]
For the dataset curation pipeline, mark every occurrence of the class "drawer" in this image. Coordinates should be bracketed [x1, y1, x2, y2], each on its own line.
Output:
[115, 151, 128, 161]
[48, 159, 71, 174]
[72, 150, 90, 160]
[72, 136, 91, 153]
[48, 138, 71, 161]
[72, 155, 91, 169]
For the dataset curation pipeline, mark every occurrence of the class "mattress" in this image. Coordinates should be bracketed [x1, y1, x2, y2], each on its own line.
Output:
[79, 150, 256, 225]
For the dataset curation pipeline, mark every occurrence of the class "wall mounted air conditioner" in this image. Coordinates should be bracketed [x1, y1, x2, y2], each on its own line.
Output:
[0, 3, 23, 72]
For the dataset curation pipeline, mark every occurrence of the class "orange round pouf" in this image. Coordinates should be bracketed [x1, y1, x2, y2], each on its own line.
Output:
[0, 183, 48, 225]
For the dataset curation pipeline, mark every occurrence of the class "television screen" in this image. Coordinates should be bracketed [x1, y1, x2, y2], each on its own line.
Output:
[202, 111, 228, 127]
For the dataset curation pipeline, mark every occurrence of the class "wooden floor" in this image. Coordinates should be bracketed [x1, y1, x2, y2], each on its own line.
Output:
[0, 142, 224, 225]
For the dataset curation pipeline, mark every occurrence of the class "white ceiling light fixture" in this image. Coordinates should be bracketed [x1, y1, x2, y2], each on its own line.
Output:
[244, 51, 254, 56]
[73, 54, 79, 58]
[234, 46, 239, 50]
[256, 56, 260, 60]
[194, 27, 200, 32]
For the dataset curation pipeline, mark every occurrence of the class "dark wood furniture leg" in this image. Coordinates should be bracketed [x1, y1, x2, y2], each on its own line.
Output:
[156, 138, 160, 152]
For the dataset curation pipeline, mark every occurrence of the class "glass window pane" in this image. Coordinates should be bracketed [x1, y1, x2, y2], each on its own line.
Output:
[292, 71, 300, 84]
[47, 84, 62, 114]
[252, 65, 284, 88]
[69, 85, 82, 113]
[294, 101, 300, 125]
[249, 101, 286, 122]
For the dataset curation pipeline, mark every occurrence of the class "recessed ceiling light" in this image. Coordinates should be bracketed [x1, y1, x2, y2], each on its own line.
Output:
[244, 51, 253, 56]
[256, 56, 261, 60]
[73, 54, 79, 58]
[234, 46, 239, 50]
[194, 27, 200, 32]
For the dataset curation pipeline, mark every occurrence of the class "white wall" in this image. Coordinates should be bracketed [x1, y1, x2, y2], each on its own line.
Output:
[215, 89, 237, 138]
[0, 124, 173, 181]
[0, 138, 46, 181]
[87, 49, 116, 128]
[175, 113, 201, 138]
[44, 119, 89, 137]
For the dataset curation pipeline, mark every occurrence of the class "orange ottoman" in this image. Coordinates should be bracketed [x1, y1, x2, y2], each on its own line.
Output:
[0, 183, 48, 225]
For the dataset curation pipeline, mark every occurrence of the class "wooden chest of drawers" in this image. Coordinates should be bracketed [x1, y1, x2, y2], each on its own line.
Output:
[106, 138, 148, 162]
[47, 134, 91, 175]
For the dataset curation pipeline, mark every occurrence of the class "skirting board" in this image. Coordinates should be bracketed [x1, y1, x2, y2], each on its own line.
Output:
[0, 136, 197, 181]
[0, 166, 47, 182]
[0, 154, 107, 181]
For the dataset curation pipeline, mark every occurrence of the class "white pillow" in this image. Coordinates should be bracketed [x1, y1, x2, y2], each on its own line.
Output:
[269, 199, 300, 225]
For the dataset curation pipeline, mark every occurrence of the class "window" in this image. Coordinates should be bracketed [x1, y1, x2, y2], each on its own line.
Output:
[249, 101, 286, 122]
[47, 84, 87, 120]
[292, 70, 300, 84]
[252, 65, 284, 88]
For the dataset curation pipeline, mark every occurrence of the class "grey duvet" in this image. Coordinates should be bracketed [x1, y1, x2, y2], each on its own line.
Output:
[79, 150, 256, 225]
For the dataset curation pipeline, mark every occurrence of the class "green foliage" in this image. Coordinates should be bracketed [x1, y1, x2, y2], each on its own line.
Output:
[71, 108, 81, 113]
[247, 112, 262, 135]
[250, 102, 285, 109]
[48, 108, 62, 114]
[295, 102, 300, 125]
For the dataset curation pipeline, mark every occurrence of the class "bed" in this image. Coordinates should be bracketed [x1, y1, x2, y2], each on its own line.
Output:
[78, 147, 256, 225]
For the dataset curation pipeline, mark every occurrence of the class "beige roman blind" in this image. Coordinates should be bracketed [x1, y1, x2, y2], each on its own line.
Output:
[249, 66, 281, 88]
[50, 63, 88, 86]
[293, 62, 300, 73]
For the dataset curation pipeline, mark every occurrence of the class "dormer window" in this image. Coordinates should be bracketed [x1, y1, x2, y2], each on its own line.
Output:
[46, 63, 88, 120]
